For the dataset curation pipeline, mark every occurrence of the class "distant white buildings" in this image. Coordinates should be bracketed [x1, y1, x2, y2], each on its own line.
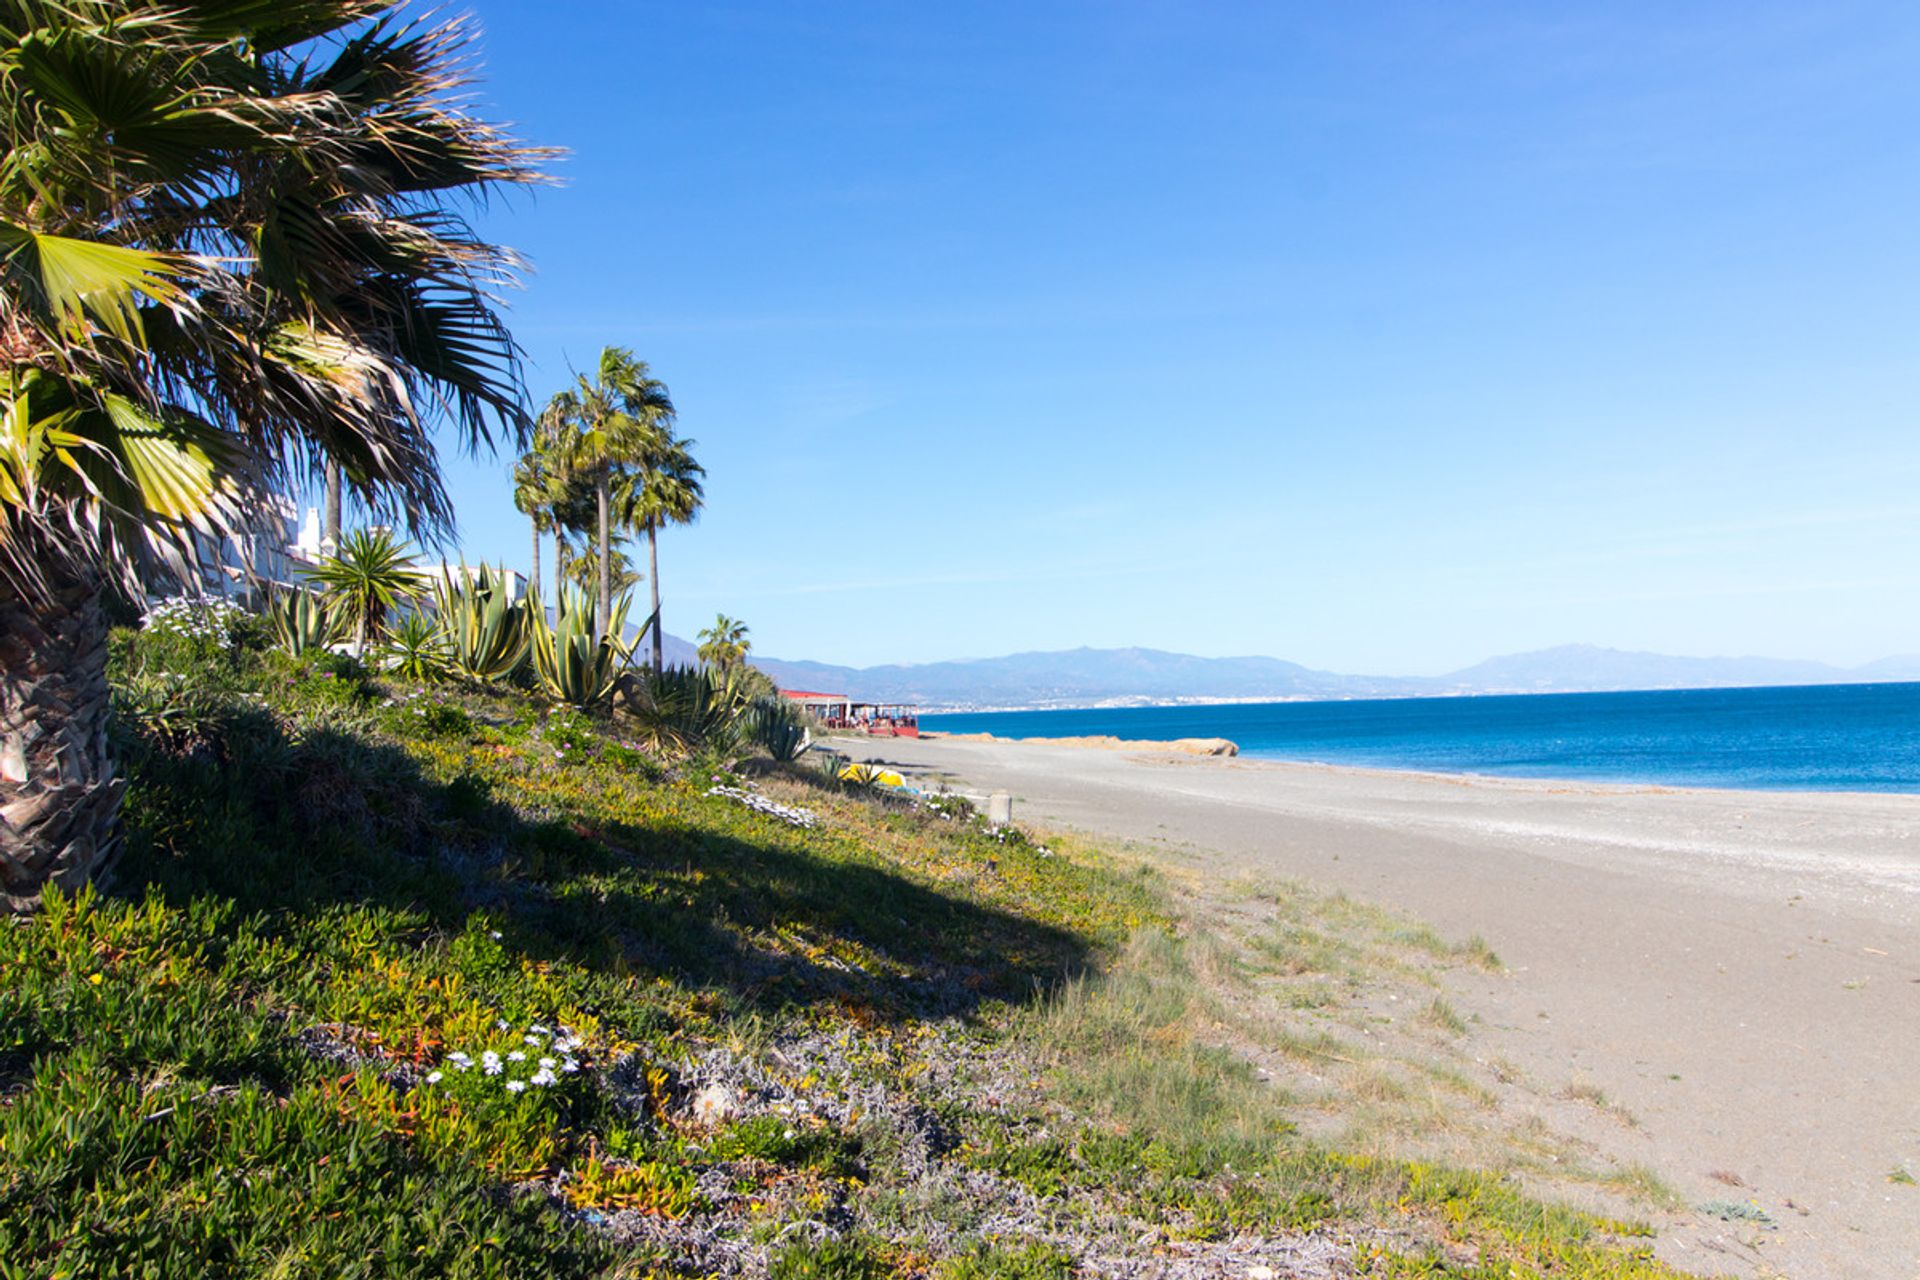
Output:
[168, 496, 311, 603]
[420, 560, 529, 602]
[161, 498, 528, 606]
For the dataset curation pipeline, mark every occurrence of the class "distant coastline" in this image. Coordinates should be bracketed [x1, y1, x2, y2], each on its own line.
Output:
[749, 641, 1920, 714]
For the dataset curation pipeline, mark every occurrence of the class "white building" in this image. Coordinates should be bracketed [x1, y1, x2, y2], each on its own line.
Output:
[164, 496, 310, 603]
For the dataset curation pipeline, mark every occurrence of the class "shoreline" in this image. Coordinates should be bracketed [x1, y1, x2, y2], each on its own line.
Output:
[834, 731, 1920, 1280]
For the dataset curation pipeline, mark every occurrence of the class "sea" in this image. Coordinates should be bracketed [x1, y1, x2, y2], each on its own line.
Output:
[920, 682, 1920, 793]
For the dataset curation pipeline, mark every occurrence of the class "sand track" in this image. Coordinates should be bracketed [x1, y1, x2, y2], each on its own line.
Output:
[836, 733, 1920, 1280]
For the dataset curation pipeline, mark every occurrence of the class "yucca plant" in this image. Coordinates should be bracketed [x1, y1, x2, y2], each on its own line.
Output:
[530, 584, 639, 709]
[434, 563, 530, 684]
[381, 610, 446, 682]
[622, 664, 752, 756]
[308, 529, 427, 654]
[266, 588, 345, 658]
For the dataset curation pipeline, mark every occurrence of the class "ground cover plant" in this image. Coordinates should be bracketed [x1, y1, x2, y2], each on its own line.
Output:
[0, 619, 1704, 1278]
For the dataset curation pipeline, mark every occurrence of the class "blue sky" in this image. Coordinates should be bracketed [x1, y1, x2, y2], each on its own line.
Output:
[388, 1, 1920, 674]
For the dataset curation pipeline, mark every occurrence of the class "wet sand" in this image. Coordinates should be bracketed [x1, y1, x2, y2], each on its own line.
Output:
[835, 732, 1920, 1280]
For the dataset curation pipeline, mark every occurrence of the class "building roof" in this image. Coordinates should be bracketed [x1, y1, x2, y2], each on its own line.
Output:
[782, 689, 849, 701]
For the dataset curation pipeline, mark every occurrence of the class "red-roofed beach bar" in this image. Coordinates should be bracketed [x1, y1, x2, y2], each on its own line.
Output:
[781, 690, 920, 737]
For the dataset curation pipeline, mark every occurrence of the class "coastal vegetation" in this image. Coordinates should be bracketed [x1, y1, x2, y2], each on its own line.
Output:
[0, 605, 1706, 1277]
[699, 613, 753, 673]
[0, 5, 1722, 1278]
[520, 347, 705, 671]
[0, 0, 545, 907]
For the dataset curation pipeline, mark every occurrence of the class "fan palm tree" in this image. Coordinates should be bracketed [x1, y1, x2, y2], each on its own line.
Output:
[539, 348, 673, 637]
[510, 454, 547, 607]
[0, 1, 548, 910]
[511, 392, 578, 606]
[617, 430, 704, 673]
[563, 539, 642, 598]
[697, 614, 750, 672]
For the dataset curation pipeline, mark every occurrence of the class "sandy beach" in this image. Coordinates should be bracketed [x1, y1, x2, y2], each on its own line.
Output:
[835, 732, 1920, 1280]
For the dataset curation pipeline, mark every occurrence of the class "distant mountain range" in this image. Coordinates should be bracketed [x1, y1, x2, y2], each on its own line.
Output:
[693, 641, 1920, 711]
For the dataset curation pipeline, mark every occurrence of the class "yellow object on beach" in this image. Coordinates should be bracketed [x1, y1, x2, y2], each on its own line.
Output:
[838, 763, 906, 787]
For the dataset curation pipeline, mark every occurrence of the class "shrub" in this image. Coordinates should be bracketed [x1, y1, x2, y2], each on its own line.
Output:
[112, 672, 234, 759]
[769, 1236, 890, 1280]
[382, 610, 449, 681]
[140, 594, 249, 646]
[938, 1242, 1076, 1280]
[619, 663, 751, 756]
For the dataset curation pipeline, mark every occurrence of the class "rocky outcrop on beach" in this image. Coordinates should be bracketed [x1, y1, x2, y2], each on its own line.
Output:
[1170, 737, 1238, 756]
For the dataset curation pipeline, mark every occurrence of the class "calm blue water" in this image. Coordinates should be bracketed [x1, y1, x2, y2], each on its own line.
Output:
[921, 683, 1920, 793]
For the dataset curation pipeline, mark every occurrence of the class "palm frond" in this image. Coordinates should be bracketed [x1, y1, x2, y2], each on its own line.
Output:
[0, 222, 185, 347]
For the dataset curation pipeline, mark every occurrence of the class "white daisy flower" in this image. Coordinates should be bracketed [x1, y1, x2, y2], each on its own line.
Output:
[505, 1080, 527, 1094]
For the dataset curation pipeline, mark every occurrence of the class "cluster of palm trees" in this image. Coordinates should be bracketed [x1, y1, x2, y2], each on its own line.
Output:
[514, 347, 703, 673]
[0, 2, 547, 908]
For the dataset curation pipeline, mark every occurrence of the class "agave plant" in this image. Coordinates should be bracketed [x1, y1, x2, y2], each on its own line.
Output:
[434, 563, 530, 684]
[381, 611, 447, 682]
[622, 664, 753, 756]
[267, 589, 345, 658]
[530, 584, 639, 709]
[743, 695, 809, 761]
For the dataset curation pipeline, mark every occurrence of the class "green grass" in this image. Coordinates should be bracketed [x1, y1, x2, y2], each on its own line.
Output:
[0, 628, 1700, 1278]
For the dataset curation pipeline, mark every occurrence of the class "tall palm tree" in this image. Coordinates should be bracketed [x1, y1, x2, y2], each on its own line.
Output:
[510, 454, 545, 607]
[563, 540, 642, 598]
[512, 389, 584, 608]
[617, 430, 704, 673]
[323, 461, 343, 556]
[0, 2, 548, 910]
[539, 348, 673, 637]
[697, 614, 749, 672]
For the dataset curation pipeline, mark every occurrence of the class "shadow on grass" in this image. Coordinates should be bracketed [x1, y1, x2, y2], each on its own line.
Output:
[112, 706, 1087, 1023]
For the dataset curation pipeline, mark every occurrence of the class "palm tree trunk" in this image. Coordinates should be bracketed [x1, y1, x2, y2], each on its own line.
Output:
[0, 565, 126, 913]
[648, 522, 663, 674]
[530, 520, 541, 606]
[596, 476, 612, 638]
[323, 460, 342, 555]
